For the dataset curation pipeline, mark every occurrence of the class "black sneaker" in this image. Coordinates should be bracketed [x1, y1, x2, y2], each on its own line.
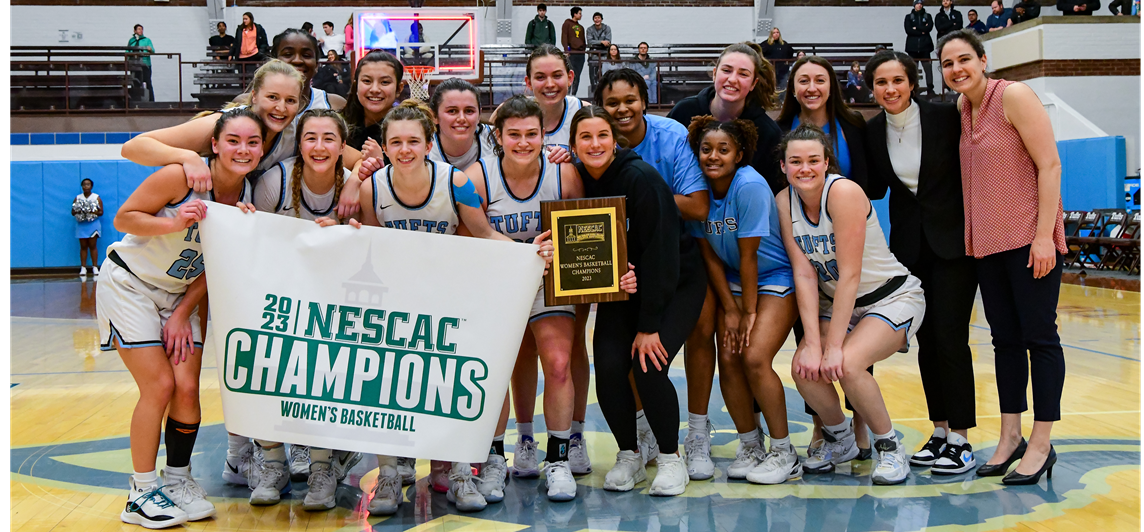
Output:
[931, 440, 976, 475]
[909, 435, 947, 467]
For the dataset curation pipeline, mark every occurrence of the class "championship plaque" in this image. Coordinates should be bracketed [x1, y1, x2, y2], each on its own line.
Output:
[541, 197, 629, 306]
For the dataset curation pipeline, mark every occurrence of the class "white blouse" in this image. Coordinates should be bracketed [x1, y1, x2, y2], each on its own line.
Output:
[886, 101, 922, 195]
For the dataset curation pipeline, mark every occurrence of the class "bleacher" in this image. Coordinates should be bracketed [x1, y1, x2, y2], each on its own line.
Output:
[191, 46, 249, 109]
[11, 46, 147, 111]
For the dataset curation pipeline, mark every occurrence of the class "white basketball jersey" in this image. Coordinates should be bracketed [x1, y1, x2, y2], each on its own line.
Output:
[789, 174, 909, 300]
[108, 160, 253, 294]
[479, 155, 562, 243]
[544, 96, 586, 153]
[372, 160, 460, 234]
[254, 158, 351, 220]
[429, 123, 497, 171]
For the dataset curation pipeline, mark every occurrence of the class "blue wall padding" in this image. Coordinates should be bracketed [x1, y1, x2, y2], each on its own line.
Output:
[42, 162, 82, 267]
[10, 160, 158, 268]
[11, 163, 45, 268]
[1059, 136, 1127, 211]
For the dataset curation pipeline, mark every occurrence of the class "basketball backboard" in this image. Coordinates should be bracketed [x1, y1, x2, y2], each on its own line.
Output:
[353, 8, 480, 82]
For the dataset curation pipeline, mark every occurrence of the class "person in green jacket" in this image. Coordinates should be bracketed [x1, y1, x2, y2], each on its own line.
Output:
[128, 24, 155, 101]
[525, 4, 557, 47]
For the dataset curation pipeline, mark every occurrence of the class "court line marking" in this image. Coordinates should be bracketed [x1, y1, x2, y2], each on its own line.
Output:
[969, 324, 1140, 362]
[891, 410, 1141, 422]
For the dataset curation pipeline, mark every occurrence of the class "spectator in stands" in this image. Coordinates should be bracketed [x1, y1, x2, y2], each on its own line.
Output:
[210, 22, 235, 51]
[986, 1, 1012, 31]
[526, 4, 557, 47]
[844, 61, 871, 104]
[795, 50, 807, 60]
[1109, 0, 1135, 14]
[629, 42, 659, 104]
[938, 29, 1067, 487]
[128, 24, 154, 102]
[863, 50, 978, 476]
[1010, 1, 1042, 24]
[320, 21, 345, 58]
[73, 178, 103, 277]
[313, 50, 350, 98]
[935, 0, 964, 41]
[586, 12, 612, 94]
[344, 16, 354, 58]
[301, 22, 316, 39]
[967, 10, 988, 33]
[669, 42, 783, 193]
[776, 54, 872, 456]
[231, 11, 269, 72]
[905, 0, 936, 96]
[1058, 0, 1101, 14]
[562, 7, 588, 96]
[761, 27, 795, 92]
[602, 44, 625, 77]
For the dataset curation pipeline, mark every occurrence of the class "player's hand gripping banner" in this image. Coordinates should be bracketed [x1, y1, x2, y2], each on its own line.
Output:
[198, 203, 543, 463]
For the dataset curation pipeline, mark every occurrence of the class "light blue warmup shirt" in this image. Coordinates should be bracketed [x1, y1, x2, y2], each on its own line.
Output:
[631, 114, 707, 196]
[690, 165, 793, 291]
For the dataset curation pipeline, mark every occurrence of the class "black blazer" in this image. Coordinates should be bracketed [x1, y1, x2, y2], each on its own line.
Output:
[865, 98, 965, 267]
[777, 112, 869, 193]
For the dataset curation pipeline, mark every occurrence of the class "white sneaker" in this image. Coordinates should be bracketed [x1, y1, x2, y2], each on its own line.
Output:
[544, 461, 577, 502]
[683, 422, 715, 480]
[446, 465, 487, 512]
[288, 444, 310, 482]
[746, 445, 802, 485]
[367, 465, 403, 516]
[650, 452, 689, 496]
[249, 460, 290, 505]
[568, 433, 592, 475]
[803, 429, 859, 473]
[871, 437, 910, 485]
[512, 436, 540, 478]
[637, 425, 659, 465]
[603, 450, 647, 491]
[121, 477, 188, 529]
[79, 267, 87, 277]
[160, 469, 215, 521]
[476, 454, 508, 503]
[727, 440, 765, 479]
[302, 462, 336, 511]
[395, 457, 416, 485]
[331, 451, 362, 482]
[222, 442, 254, 486]
[92, 265, 100, 275]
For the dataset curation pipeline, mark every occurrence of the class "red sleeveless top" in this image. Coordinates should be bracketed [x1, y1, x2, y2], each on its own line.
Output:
[959, 78, 1066, 259]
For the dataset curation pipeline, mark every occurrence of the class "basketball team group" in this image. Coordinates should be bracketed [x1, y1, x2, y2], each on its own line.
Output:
[98, 24, 1068, 528]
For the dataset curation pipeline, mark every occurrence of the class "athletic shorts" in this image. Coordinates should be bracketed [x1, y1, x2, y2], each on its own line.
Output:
[729, 281, 794, 298]
[818, 274, 925, 352]
[96, 259, 203, 352]
[529, 287, 575, 322]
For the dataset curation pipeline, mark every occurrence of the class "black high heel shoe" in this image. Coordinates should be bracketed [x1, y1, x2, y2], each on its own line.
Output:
[976, 438, 1027, 477]
[1002, 446, 1056, 485]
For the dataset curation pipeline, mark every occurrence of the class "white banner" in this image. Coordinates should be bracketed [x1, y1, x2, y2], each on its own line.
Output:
[199, 203, 542, 463]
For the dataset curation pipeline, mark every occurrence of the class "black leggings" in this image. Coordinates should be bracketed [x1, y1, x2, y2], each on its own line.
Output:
[594, 268, 707, 455]
[977, 245, 1065, 422]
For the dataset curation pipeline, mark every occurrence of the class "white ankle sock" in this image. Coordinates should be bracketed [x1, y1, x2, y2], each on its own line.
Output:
[770, 436, 792, 451]
[517, 422, 534, 438]
[309, 448, 332, 464]
[687, 413, 708, 437]
[872, 429, 895, 442]
[163, 465, 190, 478]
[825, 421, 851, 438]
[738, 430, 761, 446]
[133, 470, 158, 489]
[261, 443, 287, 463]
[932, 427, 948, 439]
[636, 410, 652, 432]
[227, 434, 249, 456]
[376, 455, 398, 467]
[571, 420, 584, 435]
[550, 429, 571, 440]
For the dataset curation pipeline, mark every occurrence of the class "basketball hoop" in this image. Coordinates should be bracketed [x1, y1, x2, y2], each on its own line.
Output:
[406, 65, 433, 102]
